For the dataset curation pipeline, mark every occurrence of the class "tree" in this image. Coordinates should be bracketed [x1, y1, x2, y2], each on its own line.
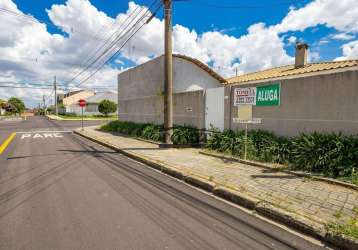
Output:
[0, 99, 6, 108]
[7, 97, 25, 114]
[98, 99, 117, 116]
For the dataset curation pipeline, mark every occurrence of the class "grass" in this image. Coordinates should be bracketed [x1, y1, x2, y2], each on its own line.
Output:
[326, 219, 358, 239]
[333, 209, 343, 219]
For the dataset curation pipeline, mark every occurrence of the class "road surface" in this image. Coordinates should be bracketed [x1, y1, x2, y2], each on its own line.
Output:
[0, 116, 331, 249]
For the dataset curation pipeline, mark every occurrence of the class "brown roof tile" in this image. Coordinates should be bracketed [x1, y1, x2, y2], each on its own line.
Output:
[226, 60, 358, 84]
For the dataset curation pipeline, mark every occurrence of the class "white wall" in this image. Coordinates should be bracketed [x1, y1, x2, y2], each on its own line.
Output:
[118, 55, 222, 127]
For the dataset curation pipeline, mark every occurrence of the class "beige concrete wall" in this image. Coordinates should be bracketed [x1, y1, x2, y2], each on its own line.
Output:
[118, 55, 220, 128]
[119, 90, 205, 128]
[226, 69, 358, 136]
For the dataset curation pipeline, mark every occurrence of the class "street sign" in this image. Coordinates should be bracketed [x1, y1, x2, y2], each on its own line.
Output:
[78, 99, 86, 107]
[233, 118, 262, 124]
[256, 84, 280, 106]
[234, 83, 280, 106]
[78, 99, 86, 130]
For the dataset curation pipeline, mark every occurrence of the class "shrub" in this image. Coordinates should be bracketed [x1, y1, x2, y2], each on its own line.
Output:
[171, 125, 199, 144]
[142, 124, 163, 142]
[206, 128, 358, 179]
[101, 121, 202, 144]
[98, 100, 117, 116]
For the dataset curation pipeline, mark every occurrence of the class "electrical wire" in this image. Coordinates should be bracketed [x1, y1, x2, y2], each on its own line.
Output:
[66, 0, 160, 86]
[66, 0, 162, 88]
[76, 3, 163, 89]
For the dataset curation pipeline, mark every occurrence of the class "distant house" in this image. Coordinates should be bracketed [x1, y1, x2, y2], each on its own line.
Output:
[66, 91, 117, 115]
[0, 100, 5, 115]
[85, 92, 117, 115]
[63, 90, 95, 114]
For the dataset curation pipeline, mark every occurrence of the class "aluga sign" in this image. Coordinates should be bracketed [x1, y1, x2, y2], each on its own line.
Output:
[234, 83, 281, 106]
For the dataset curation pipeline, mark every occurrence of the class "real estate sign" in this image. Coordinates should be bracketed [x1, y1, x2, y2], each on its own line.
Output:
[234, 87, 256, 105]
[256, 84, 280, 106]
[234, 83, 280, 106]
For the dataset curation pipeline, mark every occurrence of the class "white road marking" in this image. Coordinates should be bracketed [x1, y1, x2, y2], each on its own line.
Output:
[20, 132, 66, 139]
[16, 130, 72, 134]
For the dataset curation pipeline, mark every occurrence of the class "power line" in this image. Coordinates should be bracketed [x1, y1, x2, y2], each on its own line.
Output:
[75, 2, 163, 88]
[66, 0, 162, 88]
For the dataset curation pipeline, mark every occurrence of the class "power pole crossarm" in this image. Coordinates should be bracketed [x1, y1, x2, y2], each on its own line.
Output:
[163, 0, 173, 144]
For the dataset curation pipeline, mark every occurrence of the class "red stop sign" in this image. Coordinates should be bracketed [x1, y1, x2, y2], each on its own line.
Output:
[78, 99, 86, 107]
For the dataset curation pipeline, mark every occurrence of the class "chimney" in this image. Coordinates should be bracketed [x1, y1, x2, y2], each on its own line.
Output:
[295, 42, 309, 68]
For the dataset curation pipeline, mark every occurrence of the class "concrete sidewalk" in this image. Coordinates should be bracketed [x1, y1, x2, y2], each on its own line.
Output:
[76, 126, 358, 248]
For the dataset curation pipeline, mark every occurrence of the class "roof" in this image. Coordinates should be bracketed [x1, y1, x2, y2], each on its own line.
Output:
[173, 54, 227, 83]
[85, 91, 117, 104]
[226, 60, 358, 85]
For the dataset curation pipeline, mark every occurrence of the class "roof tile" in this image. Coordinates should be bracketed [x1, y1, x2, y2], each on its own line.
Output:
[226, 60, 358, 84]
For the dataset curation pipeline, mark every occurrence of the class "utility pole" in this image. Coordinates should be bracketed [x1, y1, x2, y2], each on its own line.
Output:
[163, 0, 173, 144]
[54, 75, 58, 115]
[42, 95, 46, 115]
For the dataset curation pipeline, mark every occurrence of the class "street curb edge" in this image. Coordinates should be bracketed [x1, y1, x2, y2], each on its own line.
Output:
[74, 130, 358, 250]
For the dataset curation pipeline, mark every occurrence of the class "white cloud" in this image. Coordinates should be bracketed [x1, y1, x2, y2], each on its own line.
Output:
[335, 40, 358, 60]
[274, 0, 358, 33]
[330, 33, 355, 41]
[287, 36, 297, 44]
[1, 0, 358, 106]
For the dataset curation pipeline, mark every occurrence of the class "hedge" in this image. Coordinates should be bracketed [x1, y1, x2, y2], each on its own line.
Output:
[206, 128, 358, 179]
[101, 121, 199, 145]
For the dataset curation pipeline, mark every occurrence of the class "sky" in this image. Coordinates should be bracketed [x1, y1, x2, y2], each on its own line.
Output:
[0, 0, 357, 107]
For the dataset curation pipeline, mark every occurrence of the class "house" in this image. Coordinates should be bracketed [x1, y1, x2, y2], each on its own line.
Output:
[84, 91, 117, 115]
[224, 43, 358, 136]
[63, 90, 95, 114]
[118, 54, 226, 129]
[0, 99, 5, 115]
[65, 91, 117, 115]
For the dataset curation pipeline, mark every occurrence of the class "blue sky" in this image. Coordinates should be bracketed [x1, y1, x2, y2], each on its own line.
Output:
[0, 0, 358, 107]
[12, 0, 353, 61]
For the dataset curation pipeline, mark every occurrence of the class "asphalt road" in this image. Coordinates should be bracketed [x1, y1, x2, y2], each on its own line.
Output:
[0, 116, 331, 250]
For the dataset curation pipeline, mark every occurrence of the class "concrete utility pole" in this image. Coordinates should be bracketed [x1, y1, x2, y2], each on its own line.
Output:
[163, 0, 173, 144]
[42, 95, 45, 110]
[54, 75, 58, 115]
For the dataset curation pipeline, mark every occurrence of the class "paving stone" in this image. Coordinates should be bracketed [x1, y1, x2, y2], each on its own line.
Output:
[80, 126, 358, 230]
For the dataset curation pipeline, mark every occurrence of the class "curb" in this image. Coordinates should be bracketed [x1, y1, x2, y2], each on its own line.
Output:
[199, 150, 358, 191]
[47, 115, 116, 121]
[74, 129, 358, 250]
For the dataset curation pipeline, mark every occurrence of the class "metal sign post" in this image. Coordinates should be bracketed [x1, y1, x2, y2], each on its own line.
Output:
[81, 106, 84, 131]
[233, 118, 262, 160]
[78, 99, 86, 131]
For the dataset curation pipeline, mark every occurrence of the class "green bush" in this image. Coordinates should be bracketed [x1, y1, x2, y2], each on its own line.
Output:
[206, 128, 358, 179]
[101, 121, 199, 144]
[171, 125, 199, 144]
[98, 99, 117, 116]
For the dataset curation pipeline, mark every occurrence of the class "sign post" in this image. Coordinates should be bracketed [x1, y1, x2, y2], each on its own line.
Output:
[78, 99, 86, 131]
[233, 118, 262, 160]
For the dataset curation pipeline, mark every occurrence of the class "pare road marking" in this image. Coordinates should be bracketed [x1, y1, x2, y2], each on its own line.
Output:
[21, 133, 64, 139]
